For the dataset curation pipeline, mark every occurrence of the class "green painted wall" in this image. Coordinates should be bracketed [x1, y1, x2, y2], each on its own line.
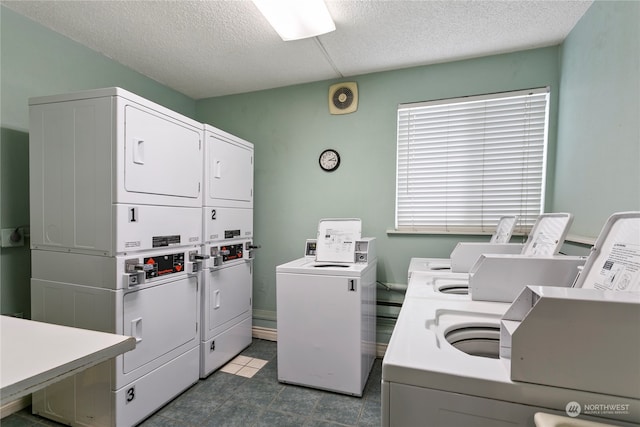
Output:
[196, 1, 640, 330]
[196, 47, 562, 327]
[0, 6, 197, 317]
[554, 0, 640, 237]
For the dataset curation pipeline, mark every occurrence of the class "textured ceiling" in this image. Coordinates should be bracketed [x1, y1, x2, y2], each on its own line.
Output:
[2, 0, 592, 100]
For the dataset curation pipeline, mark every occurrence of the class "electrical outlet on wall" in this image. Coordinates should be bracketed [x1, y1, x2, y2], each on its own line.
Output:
[1, 228, 25, 247]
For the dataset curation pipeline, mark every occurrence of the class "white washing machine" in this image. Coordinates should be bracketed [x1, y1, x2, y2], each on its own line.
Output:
[200, 124, 255, 378]
[276, 219, 376, 396]
[406, 213, 584, 303]
[200, 241, 253, 377]
[382, 212, 640, 427]
[408, 215, 520, 277]
[382, 297, 639, 427]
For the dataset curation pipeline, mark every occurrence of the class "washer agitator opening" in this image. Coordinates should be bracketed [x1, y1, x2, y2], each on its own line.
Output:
[444, 326, 501, 359]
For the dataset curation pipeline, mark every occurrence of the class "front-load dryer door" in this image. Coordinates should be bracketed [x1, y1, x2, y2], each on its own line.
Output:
[124, 105, 202, 201]
[206, 134, 253, 208]
[122, 275, 199, 374]
[204, 261, 252, 340]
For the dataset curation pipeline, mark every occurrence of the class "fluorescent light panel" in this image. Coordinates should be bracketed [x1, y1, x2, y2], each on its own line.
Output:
[252, 0, 336, 41]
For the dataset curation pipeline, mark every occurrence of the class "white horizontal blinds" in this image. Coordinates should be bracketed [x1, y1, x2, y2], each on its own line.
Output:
[396, 88, 549, 233]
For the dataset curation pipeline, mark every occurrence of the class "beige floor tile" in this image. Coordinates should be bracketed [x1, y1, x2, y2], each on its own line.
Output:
[247, 358, 268, 369]
[236, 366, 259, 378]
[230, 355, 253, 366]
[220, 363, 243, 374]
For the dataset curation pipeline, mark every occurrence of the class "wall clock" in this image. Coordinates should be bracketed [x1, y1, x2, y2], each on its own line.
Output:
[319, 149, 340, 172]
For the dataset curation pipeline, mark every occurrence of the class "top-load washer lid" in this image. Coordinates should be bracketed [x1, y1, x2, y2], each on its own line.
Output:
[276, 257, 370, 276]
[489, 215, 518, 244]
[315, 218, 362, 263]
[574, 212, 640, 291]
[521, 213, 573, 256]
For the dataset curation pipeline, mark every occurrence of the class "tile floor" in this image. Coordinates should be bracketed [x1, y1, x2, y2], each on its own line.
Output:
[3, 339, 382, 427]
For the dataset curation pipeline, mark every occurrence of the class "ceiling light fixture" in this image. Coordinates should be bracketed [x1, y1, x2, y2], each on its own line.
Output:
[252, 0, 336, 41]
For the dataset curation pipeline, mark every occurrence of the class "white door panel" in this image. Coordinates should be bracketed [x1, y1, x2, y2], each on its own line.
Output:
[123, 277, 198, 373]
[205, 262, 252, 337]
[207, 136, 253, 205]
[124, 106, 201, 199]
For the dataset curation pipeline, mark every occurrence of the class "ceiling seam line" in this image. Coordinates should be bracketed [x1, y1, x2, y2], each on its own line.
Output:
[314, 37, 344, 78]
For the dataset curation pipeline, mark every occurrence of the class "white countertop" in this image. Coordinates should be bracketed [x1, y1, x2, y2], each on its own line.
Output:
[1, 315, 136, 405]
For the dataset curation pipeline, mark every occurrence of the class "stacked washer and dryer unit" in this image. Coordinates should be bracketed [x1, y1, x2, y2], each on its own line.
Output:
[199, 124, 255, 377]
[28, 88, 255, 427]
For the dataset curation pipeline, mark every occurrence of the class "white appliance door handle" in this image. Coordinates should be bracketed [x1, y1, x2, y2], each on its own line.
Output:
[131, 317, 143, 343]
[214, 160, 222, 178]
[133, 139, 145, 165]
[214, 290, 221, 309]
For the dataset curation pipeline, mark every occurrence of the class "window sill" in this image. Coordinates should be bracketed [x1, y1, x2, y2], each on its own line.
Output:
[386, 228, 513, 236]
[387, 228, 596, 246]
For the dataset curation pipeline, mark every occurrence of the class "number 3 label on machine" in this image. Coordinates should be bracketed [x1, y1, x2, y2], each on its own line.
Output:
[126, 386, 135, 404]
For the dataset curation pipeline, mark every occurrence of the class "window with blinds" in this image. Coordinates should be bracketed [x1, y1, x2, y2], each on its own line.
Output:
[395, 87, 549, 233]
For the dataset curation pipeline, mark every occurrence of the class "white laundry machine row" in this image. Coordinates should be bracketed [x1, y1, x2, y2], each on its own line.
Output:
[200, 124, 255, 378]
[407, 213, 585, 303]
[382, 212, 640, 427]
[29, 87, 204, 257]
[408, 213, 572, 279]
[26, 88, 259, 423]
[30, 245, 204, 427]
[276, 219, 377, 396]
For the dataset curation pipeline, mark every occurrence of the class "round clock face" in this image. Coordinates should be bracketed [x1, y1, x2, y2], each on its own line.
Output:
[319, 149, 340, 172]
